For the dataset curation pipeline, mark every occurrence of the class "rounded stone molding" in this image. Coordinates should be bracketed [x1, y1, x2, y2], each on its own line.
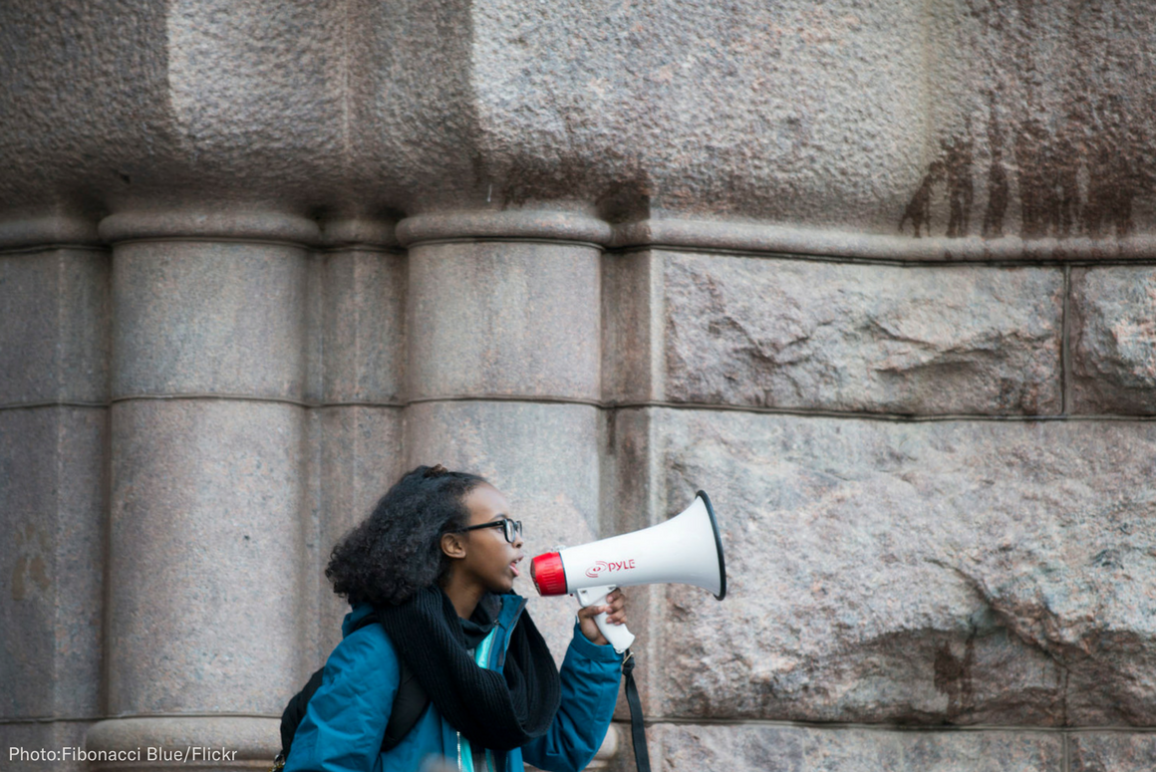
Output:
[611, 219, 1156, 263]
[98, 211, 322, 245]
[0, 215, 103, 251]
[317, 217, 400, 250]
[85, 716, 278, 772]
[396, 209, 612, 247]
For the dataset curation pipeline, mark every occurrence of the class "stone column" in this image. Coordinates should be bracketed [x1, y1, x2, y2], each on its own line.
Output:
[0, 217, 109, 772]
[397, 209, 619, 767]
[86, 211, 319, 771]
[310, 219, 407, 662]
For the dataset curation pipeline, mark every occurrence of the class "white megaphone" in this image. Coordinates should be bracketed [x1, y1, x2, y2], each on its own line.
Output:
[530, 490, 726, 653]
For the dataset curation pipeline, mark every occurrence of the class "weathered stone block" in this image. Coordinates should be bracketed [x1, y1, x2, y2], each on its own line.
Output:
[320, 249, 406, 404]
[404, 400, 602, 662]
[312, 406, 404, 662]
[603, 252, 661, 405]
[407, 241, 601, 401]
[107, 400, 308, 713]
[1071, 267, 1156, 414]
[0, 407, 105, 719]
[659, 253, 1063, 414]
[624, 724, 1062, 772]
[112, 241, 308, 399]
[1070, 732, 1156, 772]
[618, 408, 1156, 725]
[0, 249, 110, 405]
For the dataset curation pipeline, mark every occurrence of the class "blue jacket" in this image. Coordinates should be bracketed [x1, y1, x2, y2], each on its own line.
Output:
[284, 594, 622, 772]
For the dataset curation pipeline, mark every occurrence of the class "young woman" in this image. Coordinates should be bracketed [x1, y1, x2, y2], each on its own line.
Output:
[284, 465, 626, 772]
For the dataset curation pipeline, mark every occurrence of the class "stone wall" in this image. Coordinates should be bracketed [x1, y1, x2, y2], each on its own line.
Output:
[4, 2, 1156, 772]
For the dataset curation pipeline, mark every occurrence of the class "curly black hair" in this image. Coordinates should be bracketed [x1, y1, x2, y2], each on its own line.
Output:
[325, 464, 489, 606]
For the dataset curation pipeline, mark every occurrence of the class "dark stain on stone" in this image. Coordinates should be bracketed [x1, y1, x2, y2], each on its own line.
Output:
[905, 2, 1156, 241]
[898, 160, 943, 237]
[944, 131, 974, 238]
[933, 636, 976, 719]
[983, 93, 1009, 238]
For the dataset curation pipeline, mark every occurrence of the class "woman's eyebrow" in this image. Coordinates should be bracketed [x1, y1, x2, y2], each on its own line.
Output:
[488, 513, 510, 521]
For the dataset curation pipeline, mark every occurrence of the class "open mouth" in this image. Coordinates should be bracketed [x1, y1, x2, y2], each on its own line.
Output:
[510, 558, 523, 577]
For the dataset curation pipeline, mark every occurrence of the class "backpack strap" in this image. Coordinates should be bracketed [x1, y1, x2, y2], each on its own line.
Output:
[366, 611, 431, 752]
[277, 611, 431, 763]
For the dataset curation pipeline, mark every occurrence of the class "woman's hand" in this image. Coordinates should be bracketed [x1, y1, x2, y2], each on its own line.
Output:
[577, 589, 627, 645]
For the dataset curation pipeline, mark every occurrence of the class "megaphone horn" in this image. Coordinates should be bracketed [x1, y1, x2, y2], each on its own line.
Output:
[531, 490, 726, 653]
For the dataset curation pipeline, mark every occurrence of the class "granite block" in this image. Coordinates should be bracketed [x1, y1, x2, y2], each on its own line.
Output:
[406, 241, 601, 401]
[107, 400, 308, 713]
[0, 249, 110, 405]
[0, 407, 106, 719]
[112, 241, 308, 399]
[660, 253, 1063, 414]
[1069, 732, 1156, 772]
[320, 249, 406, 404]
[619, 724, 1063, 772]
[1071, 267, 1156, 414]
[618, 407, 1156, 724]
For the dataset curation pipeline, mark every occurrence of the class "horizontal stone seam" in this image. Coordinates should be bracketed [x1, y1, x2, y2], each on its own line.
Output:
[7, 396, 1156, 422]
[404, 236, 604, 250]
[0, 241, 404, 255]
[608, 243, 1156, 268]
[618, 718, 1156, 734]
[5, 238, 1155, 266]
[0, 713, 280, 725]
[406, 394, 603, 408]
[107, 395, 407, 409]
[0, 244, 110, 256]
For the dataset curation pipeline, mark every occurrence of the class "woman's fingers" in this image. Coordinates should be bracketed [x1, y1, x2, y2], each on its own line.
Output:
[603, 589, 628, 625]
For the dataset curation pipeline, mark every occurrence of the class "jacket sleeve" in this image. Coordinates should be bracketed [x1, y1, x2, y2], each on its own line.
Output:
[521, 622, 623, 772]
[283, 626, 400, 772]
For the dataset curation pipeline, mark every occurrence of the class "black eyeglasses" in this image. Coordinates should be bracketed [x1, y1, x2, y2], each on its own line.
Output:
[455, 519, 523, 544]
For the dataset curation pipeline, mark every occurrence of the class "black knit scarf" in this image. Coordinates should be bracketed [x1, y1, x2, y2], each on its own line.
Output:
[374, 586, 562, 751]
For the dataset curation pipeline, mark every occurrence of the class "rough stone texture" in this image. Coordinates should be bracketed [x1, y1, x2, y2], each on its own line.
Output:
[311, 406, 404, 663]
[616, 724, 1063, 772]
[1069, 732, 1156, 772]
[107, 400, 308, 713]
[320, 249, 406, 404]
[404, 400, 603, 662]
[0, 719, 92, 772]
[1070, 267, 1156, 414]
[613, 407, 1156, 725]
[407, 241, 601, 401]
[112, 241, 308, 400]
[659, 252, 1064, 415]
[6, 1, 1156, 246]
[0, 407, 105, 720]
[0, 249, 110, 406]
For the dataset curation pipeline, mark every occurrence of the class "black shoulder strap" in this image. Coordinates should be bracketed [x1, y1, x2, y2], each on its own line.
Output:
[278, 612, 430, 761]
[622, 650, 651, 772]
[381, 657, 429, 751]
[365, 610, 431, 752]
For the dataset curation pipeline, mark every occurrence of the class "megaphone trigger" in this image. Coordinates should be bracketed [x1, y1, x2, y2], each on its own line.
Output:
[575, 584, 636, 653]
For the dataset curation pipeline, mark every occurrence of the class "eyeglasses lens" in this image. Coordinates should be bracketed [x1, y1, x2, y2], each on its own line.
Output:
[503, 519, 523, 543]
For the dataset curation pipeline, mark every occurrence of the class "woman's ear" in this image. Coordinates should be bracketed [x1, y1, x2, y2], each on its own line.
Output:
[441, 531, 467, 560]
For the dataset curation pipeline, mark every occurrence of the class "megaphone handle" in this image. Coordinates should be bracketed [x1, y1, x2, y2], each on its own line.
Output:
[575, 585, 636, 654]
